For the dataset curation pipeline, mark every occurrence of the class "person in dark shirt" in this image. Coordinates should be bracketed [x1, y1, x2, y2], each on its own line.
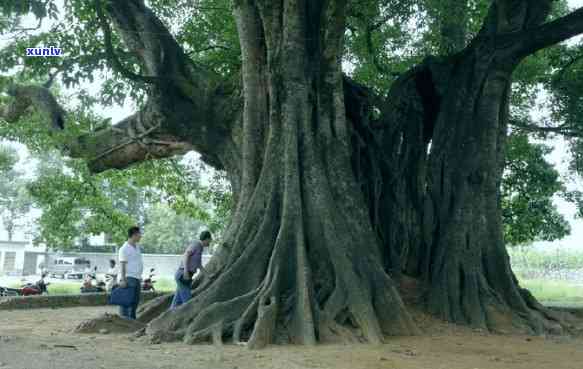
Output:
[169, 230, 212, 310]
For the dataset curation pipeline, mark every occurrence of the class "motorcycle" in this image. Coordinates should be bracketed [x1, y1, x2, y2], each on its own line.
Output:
[11, 273, 50, 296]
[80, 269, 106, 293]
[142, 268, 156, 292]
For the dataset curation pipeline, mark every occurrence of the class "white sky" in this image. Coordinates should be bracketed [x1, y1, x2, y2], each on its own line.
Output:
[2, 1, 583, 248]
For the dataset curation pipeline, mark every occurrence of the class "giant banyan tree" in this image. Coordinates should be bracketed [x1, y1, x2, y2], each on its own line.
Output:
[3, 0, 583, 348]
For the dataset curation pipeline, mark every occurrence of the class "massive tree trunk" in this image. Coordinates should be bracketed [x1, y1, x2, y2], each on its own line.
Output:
[371, 1, 575, 334]
[145, 0, 418, 347]
[4, 0, 583, 347]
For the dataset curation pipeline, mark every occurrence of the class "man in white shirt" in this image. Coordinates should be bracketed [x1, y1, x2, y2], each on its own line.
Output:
[118, 226, 144, 320]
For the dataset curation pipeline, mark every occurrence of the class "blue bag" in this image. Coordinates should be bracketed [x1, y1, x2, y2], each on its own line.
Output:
[108, 286, 135, 307]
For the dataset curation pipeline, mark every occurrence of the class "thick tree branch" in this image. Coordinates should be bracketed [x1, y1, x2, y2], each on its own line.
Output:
[510, 118, 583, 138]
[102, 0, 215, 97]
[69, 109, 194, 173]
[0, 83, 193, 172]
[98, 0, 239, 171]
[94, 0, 158, 84]
[504, 7, 583, 59]
[0, 84, 65, 130]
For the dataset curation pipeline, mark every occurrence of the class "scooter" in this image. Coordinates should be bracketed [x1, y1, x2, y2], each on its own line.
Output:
[80, 270, 106, 293]
[142, 268, 156, 292]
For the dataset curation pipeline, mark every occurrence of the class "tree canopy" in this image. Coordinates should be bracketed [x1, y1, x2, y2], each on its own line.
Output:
[0, 0, 579, 247]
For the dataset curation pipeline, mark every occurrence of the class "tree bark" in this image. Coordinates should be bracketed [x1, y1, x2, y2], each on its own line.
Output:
[368, 0, 569, 333]
[145, 0, 418, 347]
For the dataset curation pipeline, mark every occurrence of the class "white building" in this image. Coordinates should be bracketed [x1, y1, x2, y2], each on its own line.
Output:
[0, 240, 47, 276]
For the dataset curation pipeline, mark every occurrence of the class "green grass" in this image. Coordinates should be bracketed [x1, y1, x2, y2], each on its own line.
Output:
[48, 283, 83, 295]
[518, 278, 583, 308]
[8, 281, 82, 295]
[154, 277, 176, 292]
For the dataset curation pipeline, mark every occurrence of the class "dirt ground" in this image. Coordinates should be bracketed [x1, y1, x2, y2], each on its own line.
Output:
[0, 306, 582, 369]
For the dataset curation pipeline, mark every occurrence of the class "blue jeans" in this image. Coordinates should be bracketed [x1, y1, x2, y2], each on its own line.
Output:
[170, 269, 192, 310]
[119, 277, 141, 320]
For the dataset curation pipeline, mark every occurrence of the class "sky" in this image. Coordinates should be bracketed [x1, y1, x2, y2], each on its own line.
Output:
[2, 1, 583, 249]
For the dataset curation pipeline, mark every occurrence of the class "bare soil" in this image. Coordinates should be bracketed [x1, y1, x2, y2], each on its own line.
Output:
[0, 306, 582, 369]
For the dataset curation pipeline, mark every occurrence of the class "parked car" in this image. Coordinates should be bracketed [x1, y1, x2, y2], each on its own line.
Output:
[47, 257, 90, 279]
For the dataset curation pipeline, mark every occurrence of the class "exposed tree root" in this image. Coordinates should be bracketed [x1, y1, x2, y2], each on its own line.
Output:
[137, 293, 173, 324]
[74, 313, 145, 334]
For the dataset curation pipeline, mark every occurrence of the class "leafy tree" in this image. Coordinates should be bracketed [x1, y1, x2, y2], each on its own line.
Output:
[25, 147, 226, 249]
[502, 134, 571, 246]
[140, 203, 204, 254]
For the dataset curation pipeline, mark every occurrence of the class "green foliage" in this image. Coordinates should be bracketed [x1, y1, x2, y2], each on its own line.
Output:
[502, 134, 571, 246]
[23, 147, 230, 251]
[140, 204, 204, 254]
[149, 0, 240, 78]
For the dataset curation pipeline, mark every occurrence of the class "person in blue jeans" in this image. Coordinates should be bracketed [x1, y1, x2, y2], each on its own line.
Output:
[118, 226, 144, 320]
[170, 230, 212, 310]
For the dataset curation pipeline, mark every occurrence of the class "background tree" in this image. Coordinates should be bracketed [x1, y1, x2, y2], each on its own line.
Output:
[25, 148, 224, 249]
[0, 144, 31, 241]
[502, 134, 571, 246]
[140, 203, 204, 254]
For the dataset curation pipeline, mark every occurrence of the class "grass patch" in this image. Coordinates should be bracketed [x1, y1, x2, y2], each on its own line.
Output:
[48, 282, 83, 295]
[154, 278, 175, 292]
[518, 278, 583, 308]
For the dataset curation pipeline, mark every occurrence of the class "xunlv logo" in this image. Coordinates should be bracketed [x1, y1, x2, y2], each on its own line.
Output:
[26, 47, 62, 57]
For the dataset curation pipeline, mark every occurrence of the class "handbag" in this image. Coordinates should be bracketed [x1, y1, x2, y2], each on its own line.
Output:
[108, 285, 136, 307]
